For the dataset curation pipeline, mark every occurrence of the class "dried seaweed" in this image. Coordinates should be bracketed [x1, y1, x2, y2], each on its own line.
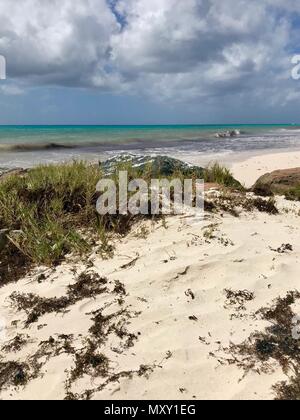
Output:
[216, 291, 300, 399]
[10, 271, 108, 326]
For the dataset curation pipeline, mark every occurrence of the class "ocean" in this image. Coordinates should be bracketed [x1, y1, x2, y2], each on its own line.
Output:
[1, 124, 300, 169]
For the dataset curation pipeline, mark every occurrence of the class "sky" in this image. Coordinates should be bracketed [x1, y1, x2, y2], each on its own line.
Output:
[1, 0, 300, 125]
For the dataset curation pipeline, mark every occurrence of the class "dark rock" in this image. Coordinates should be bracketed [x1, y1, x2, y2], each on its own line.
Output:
[215, 130, 241, 139]
[252, 167, 300, 197]
[100, 154, 205, 178]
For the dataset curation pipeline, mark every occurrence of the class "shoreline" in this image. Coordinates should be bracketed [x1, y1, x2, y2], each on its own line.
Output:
[2, 146, 300, 179]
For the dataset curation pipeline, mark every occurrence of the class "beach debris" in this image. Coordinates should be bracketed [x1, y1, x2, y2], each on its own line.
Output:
[113, 280, 126, 296]
[224, 289, 255, 312]
[37, 273, 47, 284]
[65, 364, 155, 401]
[185, 289, 195, 300]
[120, 257, 139, 270]
[37, 324, 47, 331]
[175, 266, 190, 279]
[199, 336, 210, 346]
[68, 340, 110, 384]
[0, 334, 76, 392]
[189, 315, 198, 322]
[1, 284, 151, 399]
[10, 271, 109, 326]
[270, 244, 293, 254]
[202, 223, 234, 247]
[166, 351, 173, 360]
[216, 291, 300, 399]
[0, 361, 30, 390]
[1, 334, 30, 353]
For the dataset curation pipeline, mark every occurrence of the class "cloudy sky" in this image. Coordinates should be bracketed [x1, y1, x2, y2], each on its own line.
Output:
[0, 0, 300, 124]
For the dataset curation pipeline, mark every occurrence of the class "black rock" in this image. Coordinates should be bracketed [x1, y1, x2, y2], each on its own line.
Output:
[100, 154, 204, 178]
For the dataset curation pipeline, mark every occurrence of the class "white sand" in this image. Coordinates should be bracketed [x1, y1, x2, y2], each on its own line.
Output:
[1, 152, 300, 400]
[0, 194, 300, 400]
[231, 150, 300, 188]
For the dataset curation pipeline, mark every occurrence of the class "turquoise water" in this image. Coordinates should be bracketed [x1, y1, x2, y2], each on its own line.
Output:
[0, 124, 300, 168]
[0, 124, 297, 147]
[0, 124, 295, 144]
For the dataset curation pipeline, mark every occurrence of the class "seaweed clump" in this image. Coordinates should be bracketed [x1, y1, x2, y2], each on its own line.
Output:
[10, 271, 108, 326]
[216, 291, 300, 399]
[224, 289, 255, 312]
[0, 361, 30, 390]
[68, 340, 110, 384]
[1, 334, 30, 353]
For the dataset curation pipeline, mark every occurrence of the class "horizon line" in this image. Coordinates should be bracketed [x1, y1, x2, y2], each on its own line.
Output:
[0, 123, 299, 127]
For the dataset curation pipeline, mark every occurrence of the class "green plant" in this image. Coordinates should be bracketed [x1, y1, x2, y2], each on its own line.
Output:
[0, 162, 102, 266]
[0, 161, 159, 282]
[204, 162, 243, 189]
[285, 185, 300, 202]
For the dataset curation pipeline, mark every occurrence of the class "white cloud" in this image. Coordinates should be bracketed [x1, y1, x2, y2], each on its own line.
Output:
[0, 84, 24, 95]
[0, 0, 121, 87]
[111, 0, 294, 103]
[0, 0, 298, 104]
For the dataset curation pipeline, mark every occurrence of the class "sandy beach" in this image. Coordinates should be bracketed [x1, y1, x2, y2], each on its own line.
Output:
[2, 0, 300, 403]
[231, 150, 300, 188]
[0, 150, 299, 400]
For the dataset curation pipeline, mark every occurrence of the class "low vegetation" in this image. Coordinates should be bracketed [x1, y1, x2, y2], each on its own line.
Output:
[285, 185, 300, 202]
[205, 193, 279, 217]
[0, 162, 153, 284]
[203, 162, 243, 190]
[0, 160, 248, 285]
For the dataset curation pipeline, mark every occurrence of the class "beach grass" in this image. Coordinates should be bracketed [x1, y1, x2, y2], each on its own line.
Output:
[0, 162, 102, 265]
[0, 160, 241, 283]
[204, 162, 243, 189]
